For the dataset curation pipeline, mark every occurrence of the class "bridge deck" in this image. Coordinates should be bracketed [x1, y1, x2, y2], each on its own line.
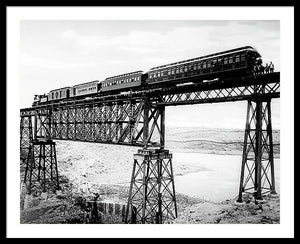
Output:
[21, 72, 280, 113]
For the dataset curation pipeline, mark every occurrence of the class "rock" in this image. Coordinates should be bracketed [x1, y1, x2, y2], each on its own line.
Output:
[41, 192, 48, 200]
[23, 194, 33, 209]
[23, 194, 41, 209]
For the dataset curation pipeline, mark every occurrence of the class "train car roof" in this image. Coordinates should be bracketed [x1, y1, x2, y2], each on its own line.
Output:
[149, 46, 260, 71]
[73, 80, 100, 87]
[49, 86, 71, 92]
[105, 70, 143, 80]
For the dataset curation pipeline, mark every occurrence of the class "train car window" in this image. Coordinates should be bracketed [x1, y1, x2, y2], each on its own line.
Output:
[176, 68, 179, 74]
[224, 57, 228, 64]
[179, 67, 183, 73]
[203, 63, 206, 69]
[171, 70, 174, 75]
[197, 63, 201, 69]
[52, 93, 54, 99]
[193, 65, 197, 70]
[158, 73, 161, 77]
[229, 57, 233, 64]
[207, 62, 211, 68]
[184, 66, 188, 72]
[241, 54, 246, 61]
[60, 91, 62, 97]
[235, 55, 240, 62]
[168, 70, 171, 75]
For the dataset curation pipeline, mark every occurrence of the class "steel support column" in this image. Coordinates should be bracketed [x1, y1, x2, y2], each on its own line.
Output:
[237, 99, 277, 202]
[20, 115, 33, 163]
[24, 139, 60, 194]
[125, 148, 177, 224]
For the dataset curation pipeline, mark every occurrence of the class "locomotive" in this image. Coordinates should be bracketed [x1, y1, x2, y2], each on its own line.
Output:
[33, 46, 263, 106]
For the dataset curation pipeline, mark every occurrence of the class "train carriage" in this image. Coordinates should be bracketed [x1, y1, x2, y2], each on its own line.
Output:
[101, 71, 145, 92]
[48, 87, 71, 101]
[146, 46, 261, 85]
[71, 80, 100, 97]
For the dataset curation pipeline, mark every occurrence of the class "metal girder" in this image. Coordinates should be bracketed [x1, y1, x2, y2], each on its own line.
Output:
[155, 80, 280, 106]
[28, 99, 165, 148]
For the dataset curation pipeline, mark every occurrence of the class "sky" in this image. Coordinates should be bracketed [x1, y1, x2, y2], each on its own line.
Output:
[20, 20, 280, 129]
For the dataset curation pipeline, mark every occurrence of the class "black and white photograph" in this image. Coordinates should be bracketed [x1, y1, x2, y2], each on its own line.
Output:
[6, 6, 294, 238]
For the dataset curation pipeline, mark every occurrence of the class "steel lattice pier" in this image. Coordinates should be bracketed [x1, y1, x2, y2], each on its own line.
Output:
[237, 99, 277, 201]
[24, 139, 60, 194]
[125, 149, 177, 224]
[20, 115, 33, 163]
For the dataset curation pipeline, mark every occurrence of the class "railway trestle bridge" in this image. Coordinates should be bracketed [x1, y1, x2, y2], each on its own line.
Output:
[20, 72, 280, 224]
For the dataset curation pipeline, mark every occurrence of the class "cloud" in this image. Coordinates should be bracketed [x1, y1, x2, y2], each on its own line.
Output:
[61, 29, 77, 39]
[20, 53, 97, 69]
[58, 22, 279, 66]
[107, 59, 124, 65]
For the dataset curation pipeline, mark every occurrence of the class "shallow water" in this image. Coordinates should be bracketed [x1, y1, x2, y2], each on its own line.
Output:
[172, 152, 280, 202]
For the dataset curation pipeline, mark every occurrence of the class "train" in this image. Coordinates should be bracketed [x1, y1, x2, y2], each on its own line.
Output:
[33, 46, 263, 106]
